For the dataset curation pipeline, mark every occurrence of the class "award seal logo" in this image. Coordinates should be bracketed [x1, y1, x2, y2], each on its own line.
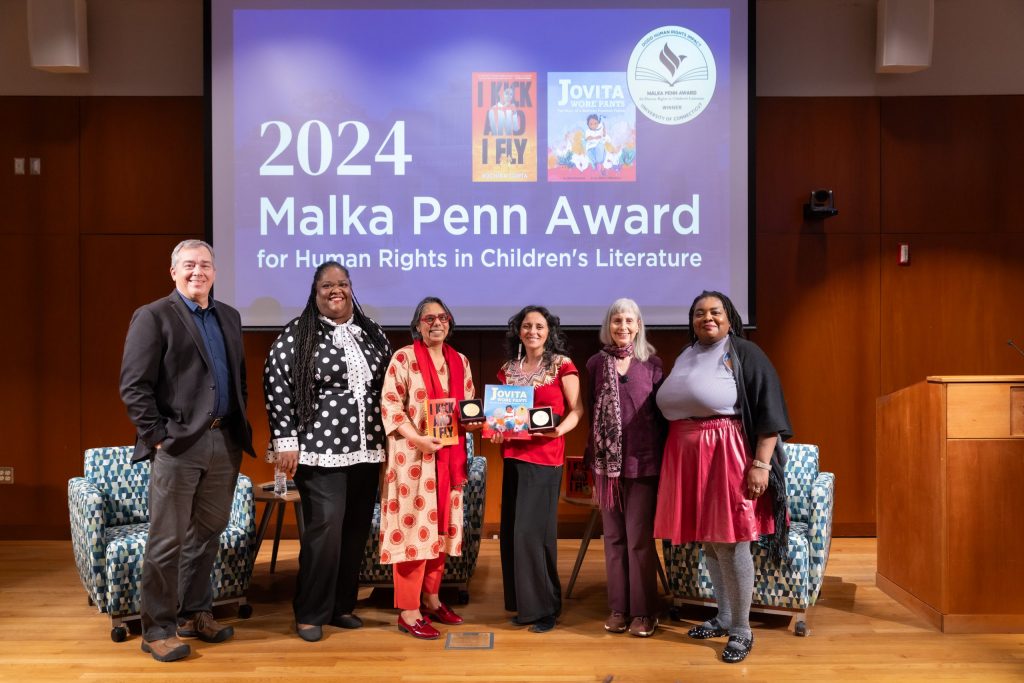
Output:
[627, 25, 717, 125]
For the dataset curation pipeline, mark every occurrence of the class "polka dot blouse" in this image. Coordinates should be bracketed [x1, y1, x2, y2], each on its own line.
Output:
[264, 315, 391, 468]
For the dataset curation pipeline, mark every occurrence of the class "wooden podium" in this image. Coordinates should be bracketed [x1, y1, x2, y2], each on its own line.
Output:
[876, 376, 1024, 633]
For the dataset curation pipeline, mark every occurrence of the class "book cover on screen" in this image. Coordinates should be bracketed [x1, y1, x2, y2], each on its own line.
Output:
[547, 72, 636, 182]
[481, 384, 534, 440]
[472, 72, 537, 182]
[423, 397, 459, 446]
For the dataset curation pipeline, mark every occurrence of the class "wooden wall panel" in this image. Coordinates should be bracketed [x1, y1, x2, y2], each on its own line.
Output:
[879, 233, 1024, 395]
[0, 235, 80, 538]
[881, 96, 1024, 234]
[751, 234, 881, 533]
[79, 97, 203, 235]
[79, 234, 195, 450]
[0, 97, 79, 234]
[756, 97, 880, 234]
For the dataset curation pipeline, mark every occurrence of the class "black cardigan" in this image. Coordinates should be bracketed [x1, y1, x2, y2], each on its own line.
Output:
[729, 334, 793, 562]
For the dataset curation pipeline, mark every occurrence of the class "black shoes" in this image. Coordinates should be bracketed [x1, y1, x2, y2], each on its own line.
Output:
[687, 623, 729, 639]
[329, 614, 363, 629]
[297, 624, 323, 642]
[721, 633, 754, 663]
[528, 615, 557, 633]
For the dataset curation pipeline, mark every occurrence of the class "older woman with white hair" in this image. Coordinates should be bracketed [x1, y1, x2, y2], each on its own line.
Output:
[584, 298, 666, 637]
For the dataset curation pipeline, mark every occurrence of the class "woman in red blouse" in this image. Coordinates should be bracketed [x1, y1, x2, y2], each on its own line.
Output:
[491, 306, 584, 633]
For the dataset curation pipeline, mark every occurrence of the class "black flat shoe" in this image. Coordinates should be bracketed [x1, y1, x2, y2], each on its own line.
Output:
[528, 615, 556, 633]
[329, 614, 363, 629]
[297, 624, 323, 642]
[721, 634, 754, 663]
[687, 624, 729, 639]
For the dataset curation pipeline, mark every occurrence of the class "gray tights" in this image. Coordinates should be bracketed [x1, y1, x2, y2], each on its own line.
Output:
[702, 541, 754, 639]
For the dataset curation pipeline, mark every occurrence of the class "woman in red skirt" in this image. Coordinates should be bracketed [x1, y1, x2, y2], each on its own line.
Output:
[654, 291, 791, 664]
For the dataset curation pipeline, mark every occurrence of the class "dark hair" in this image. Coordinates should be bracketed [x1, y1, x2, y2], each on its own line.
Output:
[408, 296, 455, 342]
[587, 114, 600, 125]
[293, 261, 390, 429]
[504, 305, 570, 366]
[687, 290, 744, 344]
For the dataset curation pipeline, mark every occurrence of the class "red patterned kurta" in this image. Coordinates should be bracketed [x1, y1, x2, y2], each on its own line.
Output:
[379, 345, 475, 565]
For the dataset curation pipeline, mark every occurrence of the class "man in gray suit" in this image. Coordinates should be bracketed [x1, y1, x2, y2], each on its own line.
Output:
[120, 239, 254, 662]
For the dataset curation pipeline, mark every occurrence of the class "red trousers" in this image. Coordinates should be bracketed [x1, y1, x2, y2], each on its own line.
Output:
[393, 553, 446, 609]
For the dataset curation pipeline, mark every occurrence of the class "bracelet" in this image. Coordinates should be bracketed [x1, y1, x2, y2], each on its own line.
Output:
[751, 460, 771, 470]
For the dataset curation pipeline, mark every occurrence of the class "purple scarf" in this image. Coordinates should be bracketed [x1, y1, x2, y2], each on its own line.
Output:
[591, 343, 633, 510]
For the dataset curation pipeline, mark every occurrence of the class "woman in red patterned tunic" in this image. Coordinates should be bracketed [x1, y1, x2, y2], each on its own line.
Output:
[379, 297, 480, 639]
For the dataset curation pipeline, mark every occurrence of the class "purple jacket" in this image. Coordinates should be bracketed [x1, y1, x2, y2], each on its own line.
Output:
[584, 353, 667, 479]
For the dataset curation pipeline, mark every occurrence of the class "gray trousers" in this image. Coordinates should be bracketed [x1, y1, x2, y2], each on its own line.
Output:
[141, 428, 242, 641]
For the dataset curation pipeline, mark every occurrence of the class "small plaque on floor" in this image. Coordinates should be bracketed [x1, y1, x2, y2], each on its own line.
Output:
[444, 632, 494, 650]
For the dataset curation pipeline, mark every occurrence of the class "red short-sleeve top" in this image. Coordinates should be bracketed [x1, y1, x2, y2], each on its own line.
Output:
[497, 354, 578, 467]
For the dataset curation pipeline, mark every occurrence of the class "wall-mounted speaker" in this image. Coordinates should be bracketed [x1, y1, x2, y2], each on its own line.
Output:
[876, 0, 933, 74]
[27, 0, 89, 73]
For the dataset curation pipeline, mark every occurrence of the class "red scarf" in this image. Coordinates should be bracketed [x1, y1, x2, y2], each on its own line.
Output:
[412, 340, 468, 533]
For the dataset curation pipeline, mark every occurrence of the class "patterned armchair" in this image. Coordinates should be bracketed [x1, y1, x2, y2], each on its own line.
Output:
[359, 434, 488, 604]
[662, 442, 835, 636]
[68, 446, 257, 642]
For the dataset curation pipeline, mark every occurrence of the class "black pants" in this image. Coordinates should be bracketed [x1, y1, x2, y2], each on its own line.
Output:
[142, 429, 242, 641]
[292, 462, 380, 625]
[500, 458, 562, 622]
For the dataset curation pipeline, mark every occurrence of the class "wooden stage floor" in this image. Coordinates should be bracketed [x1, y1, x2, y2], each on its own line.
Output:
[0, 538, 1021, 681]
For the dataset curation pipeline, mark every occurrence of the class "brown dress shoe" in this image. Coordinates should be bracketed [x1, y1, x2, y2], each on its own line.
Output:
[604, 611, 628, 633]
[141, 636, 191, 662]
[628, 616, 658, 637]
[177, 611, 235, 643]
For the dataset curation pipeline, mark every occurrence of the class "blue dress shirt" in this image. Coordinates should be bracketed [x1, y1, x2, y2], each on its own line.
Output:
[177, 291, 233, 418]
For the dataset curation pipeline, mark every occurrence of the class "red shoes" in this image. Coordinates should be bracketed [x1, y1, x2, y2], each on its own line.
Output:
[397, 614, 440, 640]
[420, 602, 464, 625]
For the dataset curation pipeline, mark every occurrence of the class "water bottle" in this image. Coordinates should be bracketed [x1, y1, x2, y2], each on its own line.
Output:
[273, 468, 287, 497]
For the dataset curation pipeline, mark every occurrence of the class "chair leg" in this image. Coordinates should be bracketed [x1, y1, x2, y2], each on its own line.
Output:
[566, 507, 600, 599]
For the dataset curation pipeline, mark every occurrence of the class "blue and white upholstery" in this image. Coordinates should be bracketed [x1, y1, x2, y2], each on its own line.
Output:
[68, 446, 256, 635]
[359, 434, 487, 600]
[662, 442, 835, 633]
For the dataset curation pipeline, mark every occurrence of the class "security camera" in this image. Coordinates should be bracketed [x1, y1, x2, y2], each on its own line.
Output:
[804, 189, 838, 219]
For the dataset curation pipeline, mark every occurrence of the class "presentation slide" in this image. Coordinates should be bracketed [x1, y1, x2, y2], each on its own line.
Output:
[209, 1, 751, 327]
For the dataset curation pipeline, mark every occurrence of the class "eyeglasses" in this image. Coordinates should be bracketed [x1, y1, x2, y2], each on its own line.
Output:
[420, 314, 450, 325]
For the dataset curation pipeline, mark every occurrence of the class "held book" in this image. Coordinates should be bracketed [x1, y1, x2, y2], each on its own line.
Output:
[481, 384, 534, 440]
[423, 397, 459, 446]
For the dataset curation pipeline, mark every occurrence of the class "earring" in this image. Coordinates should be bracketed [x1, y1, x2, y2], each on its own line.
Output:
[517, 343, 523, 361]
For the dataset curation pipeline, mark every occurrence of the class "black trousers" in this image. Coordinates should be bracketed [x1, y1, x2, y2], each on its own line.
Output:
[142, 428, 242, 641]
[292, 462, 380, 625]
[500, 458, 562, 622]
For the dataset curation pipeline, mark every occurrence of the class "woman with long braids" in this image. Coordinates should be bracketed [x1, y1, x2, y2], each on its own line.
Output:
[654, 290, 791, 663]
[263, 262, 391, 642]
[491, 305, 584, 633]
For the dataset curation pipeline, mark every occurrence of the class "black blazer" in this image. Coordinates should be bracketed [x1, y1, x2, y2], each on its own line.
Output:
[120, 290, 255, 462]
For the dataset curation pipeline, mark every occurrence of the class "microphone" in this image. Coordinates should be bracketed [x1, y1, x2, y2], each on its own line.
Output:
[1008, 340, 1024, 359]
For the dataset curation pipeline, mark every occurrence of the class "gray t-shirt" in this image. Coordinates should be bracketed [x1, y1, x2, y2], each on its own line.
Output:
[656, 336, 738, 420]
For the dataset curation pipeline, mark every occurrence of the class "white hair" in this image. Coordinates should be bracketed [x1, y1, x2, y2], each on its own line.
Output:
[598, 298, 655, 361]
